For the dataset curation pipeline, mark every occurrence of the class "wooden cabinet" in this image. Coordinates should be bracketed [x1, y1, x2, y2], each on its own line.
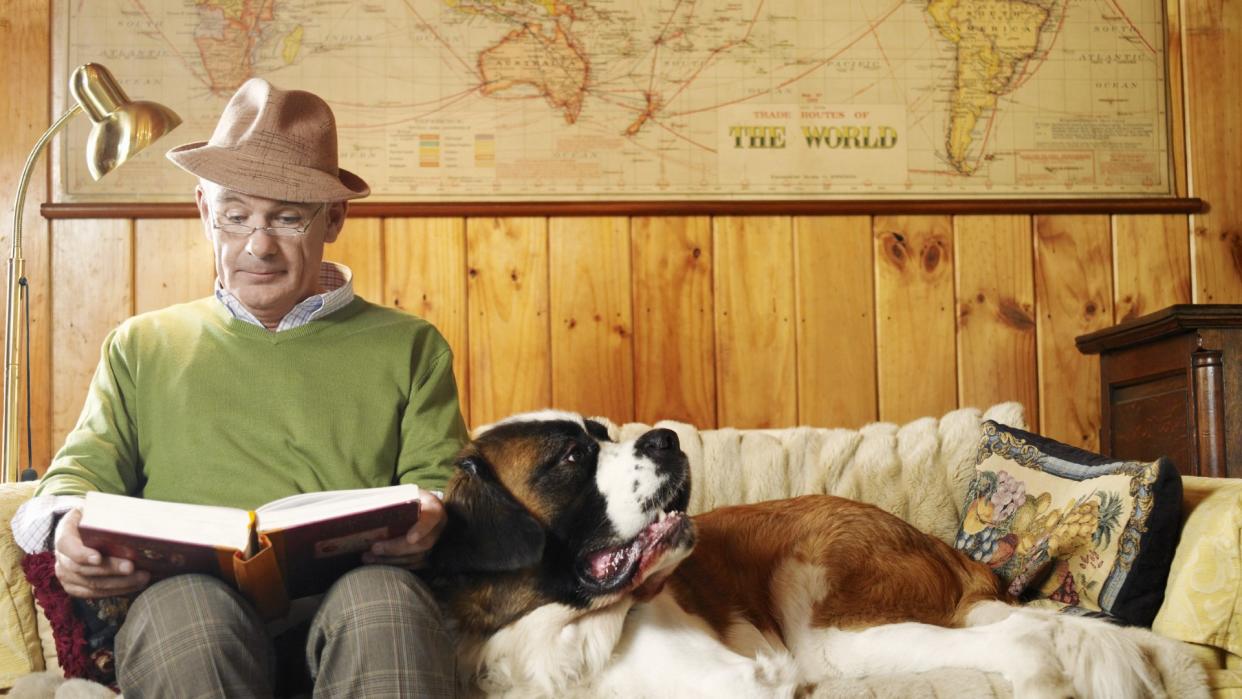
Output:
[1076, 305, 1242, 478]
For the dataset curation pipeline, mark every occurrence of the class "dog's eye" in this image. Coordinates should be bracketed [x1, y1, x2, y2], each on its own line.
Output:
[562, 446, 581, 464]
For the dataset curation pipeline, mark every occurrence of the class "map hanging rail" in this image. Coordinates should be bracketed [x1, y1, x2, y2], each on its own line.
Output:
[42, 198, 1204, 219]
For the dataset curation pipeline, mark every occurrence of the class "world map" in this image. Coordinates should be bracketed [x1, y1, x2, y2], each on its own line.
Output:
[56, 0, 1173, 201]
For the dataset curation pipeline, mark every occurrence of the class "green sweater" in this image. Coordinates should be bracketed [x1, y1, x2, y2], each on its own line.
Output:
[37, 297, 468, 509]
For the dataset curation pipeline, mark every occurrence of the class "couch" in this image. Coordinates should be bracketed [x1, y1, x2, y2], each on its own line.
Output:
[0, 404, 1238, 697]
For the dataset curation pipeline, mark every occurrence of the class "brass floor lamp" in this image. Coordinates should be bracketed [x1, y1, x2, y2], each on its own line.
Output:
[2, 64, 180, 483]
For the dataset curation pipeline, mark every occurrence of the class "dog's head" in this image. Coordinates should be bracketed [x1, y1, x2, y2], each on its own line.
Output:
[433, 410, 694, 613]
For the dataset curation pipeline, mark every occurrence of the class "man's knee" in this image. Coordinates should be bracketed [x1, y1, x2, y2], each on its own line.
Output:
[117, 574, 272, 696]
[317, 565, 444, 633]
[309, 565, 456, 696]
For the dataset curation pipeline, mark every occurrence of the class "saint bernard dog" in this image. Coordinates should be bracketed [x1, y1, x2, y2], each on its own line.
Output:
[427, 411, 1165, 699]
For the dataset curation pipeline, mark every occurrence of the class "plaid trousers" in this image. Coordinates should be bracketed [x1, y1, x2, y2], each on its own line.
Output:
[114, 566, 456, 698]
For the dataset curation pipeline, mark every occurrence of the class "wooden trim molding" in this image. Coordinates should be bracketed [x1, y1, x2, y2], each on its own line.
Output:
[43, 197, 1206, 219]
[1076, 304, 1242, 354]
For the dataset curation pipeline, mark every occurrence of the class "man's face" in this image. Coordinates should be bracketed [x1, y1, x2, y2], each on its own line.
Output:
[196, 183, 347, 326]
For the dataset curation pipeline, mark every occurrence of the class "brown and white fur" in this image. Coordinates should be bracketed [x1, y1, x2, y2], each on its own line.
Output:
[427, 410, 1166, 699]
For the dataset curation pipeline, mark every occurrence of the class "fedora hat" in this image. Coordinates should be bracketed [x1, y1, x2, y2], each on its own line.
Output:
[166, 78, 369, 202]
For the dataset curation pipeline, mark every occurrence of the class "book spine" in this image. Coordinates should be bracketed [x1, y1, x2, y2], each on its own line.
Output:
[232, 533, 289, 620]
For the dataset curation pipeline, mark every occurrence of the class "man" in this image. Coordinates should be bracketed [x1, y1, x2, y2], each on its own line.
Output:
[12, 79, 468, 697]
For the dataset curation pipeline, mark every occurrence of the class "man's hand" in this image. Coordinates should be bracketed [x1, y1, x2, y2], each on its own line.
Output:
[54, 508, 150, 598]
[363, 489, 446, 569]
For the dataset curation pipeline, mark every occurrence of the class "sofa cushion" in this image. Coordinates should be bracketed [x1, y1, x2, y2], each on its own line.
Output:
[954, 421, 1182, 627]
[22, 551, 122, 688]
[1154, 476, 1242, 663]
[0, 481, 44, 687]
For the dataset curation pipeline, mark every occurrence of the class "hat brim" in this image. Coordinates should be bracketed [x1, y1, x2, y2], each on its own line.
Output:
[166, 141, 370, 203]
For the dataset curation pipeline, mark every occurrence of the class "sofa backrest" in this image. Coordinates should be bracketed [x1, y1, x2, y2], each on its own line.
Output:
[604, 402, 1027, 545]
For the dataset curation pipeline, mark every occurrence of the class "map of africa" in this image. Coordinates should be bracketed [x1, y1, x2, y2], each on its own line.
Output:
[56, 0, 1173, 201]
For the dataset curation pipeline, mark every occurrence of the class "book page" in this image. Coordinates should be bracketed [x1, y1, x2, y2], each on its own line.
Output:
[256, 484, 420, 532]
[80, 492, 252, 553]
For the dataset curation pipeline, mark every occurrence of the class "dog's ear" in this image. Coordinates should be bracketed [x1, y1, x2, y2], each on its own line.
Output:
[432, 453, 546, 574]
[584, 419, 613, 442]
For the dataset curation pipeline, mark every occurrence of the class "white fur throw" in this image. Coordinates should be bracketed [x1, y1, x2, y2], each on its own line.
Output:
[604, 402, 1027, 544]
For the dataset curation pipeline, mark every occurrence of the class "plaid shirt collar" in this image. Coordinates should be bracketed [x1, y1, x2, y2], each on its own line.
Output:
[214, 261, 354, 332]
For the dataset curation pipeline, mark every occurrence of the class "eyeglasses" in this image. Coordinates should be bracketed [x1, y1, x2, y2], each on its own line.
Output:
[209, 203, 323, 238]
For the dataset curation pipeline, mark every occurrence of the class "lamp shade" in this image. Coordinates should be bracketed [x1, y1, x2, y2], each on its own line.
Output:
[69, 63, 182, 180]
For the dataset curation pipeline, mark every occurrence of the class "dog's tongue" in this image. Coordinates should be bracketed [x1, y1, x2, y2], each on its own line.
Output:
[588, 513, 687, 582]
[588, 543, 638, 580]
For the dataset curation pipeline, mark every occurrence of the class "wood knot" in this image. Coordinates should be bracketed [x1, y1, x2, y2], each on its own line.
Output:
[1229, 230, 1242, 275]
[997, 298, 1035, 331]
[881, 232, 907, 270]
[922, 241, 943, 273]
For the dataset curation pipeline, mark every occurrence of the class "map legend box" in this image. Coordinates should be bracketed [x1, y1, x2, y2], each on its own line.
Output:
[475, 134, 495, 168]
[419, 134, 440, 168]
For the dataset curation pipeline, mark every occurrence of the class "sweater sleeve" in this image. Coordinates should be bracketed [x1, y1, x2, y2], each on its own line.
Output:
[35, 327, 142, 497]
[395, 345, 468, 492]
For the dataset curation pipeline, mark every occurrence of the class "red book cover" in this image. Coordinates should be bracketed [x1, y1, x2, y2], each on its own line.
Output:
[262, 499, 421, 599]
[78, 528, 238, 584]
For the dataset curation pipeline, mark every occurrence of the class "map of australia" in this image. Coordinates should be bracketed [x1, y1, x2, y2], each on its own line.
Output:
[58, 0, 1172, 200]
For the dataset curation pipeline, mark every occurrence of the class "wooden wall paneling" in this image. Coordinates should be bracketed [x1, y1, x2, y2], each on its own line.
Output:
[631, 217, 716, 428]
[332, 217, 384, 303]
[548, 217, 634, 423]
[465, 217, 550, 427]
[954, 215, 1038, 428]
[1112, 214, 1191, 321]
[0, 0, 53, 471]
[1184, 0, 1242, 302]
[793, 216, 877, 428]
[134, 219, 215, 314]
[384, 218, 470, 423]
[873, 216, 957, 424]
[713, 216, 797, 429]
[51, 219, 134, 450]
[1034, 215, 1114, 449]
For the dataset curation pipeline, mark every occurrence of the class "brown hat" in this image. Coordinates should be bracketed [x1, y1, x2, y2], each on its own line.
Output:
[166, 78, 369, 202]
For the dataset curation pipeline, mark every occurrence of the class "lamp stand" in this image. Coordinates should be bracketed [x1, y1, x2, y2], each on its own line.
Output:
[3, 104, 81, 483]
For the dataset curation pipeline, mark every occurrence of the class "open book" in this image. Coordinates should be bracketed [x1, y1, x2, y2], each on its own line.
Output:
[78, 484, 422, 618]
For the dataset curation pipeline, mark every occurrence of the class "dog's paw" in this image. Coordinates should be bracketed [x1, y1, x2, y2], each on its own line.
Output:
[996, 613, 1074, 699]
[752, 650, 800, 697]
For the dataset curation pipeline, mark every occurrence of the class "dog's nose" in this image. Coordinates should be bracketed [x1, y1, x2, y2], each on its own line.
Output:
[636, 428, 679, 455]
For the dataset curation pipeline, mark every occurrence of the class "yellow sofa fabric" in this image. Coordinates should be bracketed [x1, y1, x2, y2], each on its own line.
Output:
[1154, 476, 1242, 697]
[0, 481, 44, 687]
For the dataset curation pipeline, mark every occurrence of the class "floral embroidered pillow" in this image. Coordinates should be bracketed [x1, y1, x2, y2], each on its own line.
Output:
[954, 421, 1182, 627]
